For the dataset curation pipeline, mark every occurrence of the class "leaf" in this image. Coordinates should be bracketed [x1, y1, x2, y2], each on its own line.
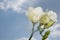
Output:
[44, 20, 55, 29]
[42, 30, 50, 40]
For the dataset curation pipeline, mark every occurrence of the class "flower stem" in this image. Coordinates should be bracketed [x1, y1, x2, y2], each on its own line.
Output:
[29, 32, 34, 40]
[28, 23, 35, 40]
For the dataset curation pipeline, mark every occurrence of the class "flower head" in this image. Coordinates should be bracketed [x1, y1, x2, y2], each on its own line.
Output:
[26, 7, 44, 23]
[40, 10, 57, 24]
[40, 10, 57, 29]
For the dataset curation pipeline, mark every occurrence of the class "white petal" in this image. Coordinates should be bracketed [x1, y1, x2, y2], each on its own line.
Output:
[33, 7, 44, 18]
[47, 11, 57, 22]
[26, 7, 44, 23]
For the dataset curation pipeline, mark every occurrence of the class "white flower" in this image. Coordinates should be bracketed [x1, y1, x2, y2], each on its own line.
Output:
[47, 11, 57, 22]
[26, 6, 57, 24]
[40, 10, 57, 24]
[26, 7, 44, 23]
[40, 10, 57, 28]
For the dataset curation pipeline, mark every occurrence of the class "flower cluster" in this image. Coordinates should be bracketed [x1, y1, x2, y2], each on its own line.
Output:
[26, 7, 57, 40]
[26, 7, 57, 28]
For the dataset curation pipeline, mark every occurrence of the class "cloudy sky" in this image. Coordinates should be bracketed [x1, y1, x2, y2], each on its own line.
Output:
[0, 0, 60, 40]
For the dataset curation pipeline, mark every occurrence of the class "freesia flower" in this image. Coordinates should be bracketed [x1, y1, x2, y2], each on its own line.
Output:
[44, 11, 57, 28]
[40, 10, 57, 28]
[26, 7, 58, 40]
[40, 10, 57, 24]
[26, 7, 44, 23]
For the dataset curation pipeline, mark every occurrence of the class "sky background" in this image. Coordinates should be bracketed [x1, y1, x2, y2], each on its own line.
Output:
[0, 0, 60, 40]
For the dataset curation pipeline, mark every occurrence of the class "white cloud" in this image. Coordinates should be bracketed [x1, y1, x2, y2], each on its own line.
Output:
[0, 0, 37, 13]
[0, 0, 27, 12]
[0, 2, 5, 10]
[16, 37, 37, 40]
[49, 23, 60, 31]
[50, 31, 60, 38]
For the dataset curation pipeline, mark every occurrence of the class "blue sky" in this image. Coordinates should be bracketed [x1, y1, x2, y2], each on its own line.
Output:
[0, 0, 60, 40]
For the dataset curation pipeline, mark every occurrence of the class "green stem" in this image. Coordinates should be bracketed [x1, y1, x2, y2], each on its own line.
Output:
[28, 23, 35, 40]
[29, 32, 34, 40]
[38, 24, 45, 37]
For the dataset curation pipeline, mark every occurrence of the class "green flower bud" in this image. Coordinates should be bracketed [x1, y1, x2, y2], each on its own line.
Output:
[42, 30, 50, 40]
[44, 20, 55, 29]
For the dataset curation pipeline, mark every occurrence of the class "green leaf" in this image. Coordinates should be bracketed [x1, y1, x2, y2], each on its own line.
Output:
[44, 20, 55, 29]
[42, 30, 50, 40]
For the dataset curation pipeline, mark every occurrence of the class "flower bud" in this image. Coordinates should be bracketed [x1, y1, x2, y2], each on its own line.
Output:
[44, 20, 55, 29]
